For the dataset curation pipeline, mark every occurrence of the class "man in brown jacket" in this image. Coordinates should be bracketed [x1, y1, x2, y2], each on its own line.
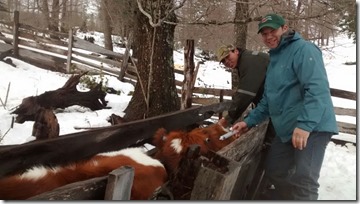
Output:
[216, 44, 269, 127]
[216, 44, 274, 199]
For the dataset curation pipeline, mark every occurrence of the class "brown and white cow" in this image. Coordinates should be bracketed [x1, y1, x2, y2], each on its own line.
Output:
[0, 123, 235, 200]
[0, 147, 167, 200]
[152, 123, 236, 174]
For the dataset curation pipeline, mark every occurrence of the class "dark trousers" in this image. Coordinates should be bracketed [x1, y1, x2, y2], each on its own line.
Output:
[264, 132, 333, 200]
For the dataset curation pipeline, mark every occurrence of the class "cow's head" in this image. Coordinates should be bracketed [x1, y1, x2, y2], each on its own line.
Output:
[152, 123, 236, 174]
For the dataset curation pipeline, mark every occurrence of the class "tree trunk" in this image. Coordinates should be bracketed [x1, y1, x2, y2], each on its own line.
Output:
[60, 0, 68, 33]
[232, 1, 248, 90]
[41, 0, 51, 30]
[124, 0, 180, 121]
[51, 0, 60, 33]
[101, 0, 113, 51]
[234, 0, 248, 49]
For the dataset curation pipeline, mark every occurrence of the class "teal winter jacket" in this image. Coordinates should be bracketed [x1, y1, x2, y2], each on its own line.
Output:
[244, 30, 339, 142]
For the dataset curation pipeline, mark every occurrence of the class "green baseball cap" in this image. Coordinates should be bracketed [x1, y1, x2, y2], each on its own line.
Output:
[257, 13, 285, 34]
[216, 44, 236, 63]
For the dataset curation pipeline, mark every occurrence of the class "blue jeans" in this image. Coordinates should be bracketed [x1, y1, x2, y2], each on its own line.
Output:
[264, 132, 333, 200]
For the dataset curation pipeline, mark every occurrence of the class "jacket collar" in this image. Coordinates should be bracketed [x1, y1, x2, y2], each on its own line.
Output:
[269, 30, 301, 54]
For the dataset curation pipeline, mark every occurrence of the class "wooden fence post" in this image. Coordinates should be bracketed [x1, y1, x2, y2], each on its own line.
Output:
[181, 39, 195, 110]
[66, 28, 73, 73]
[13, 11, 19, 57]
[104, 166, 134, 200]
[219, 89, 224, 119]
[118, 32, 133, 82]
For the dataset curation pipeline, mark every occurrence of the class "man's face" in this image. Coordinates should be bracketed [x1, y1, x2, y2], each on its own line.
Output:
[221, 49, 239, 69]
[260, 25, 288, 49]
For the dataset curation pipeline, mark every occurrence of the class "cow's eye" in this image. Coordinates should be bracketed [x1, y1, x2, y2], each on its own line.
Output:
[205, 138, 210, 143]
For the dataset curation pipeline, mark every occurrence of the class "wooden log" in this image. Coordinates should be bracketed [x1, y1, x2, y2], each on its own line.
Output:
[104, 166, 134, 200]
[27, 176, 107, 200]
[12, 72, 108, 123]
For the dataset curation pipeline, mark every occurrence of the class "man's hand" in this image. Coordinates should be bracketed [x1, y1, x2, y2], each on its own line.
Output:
[218, 118, 228, 128]
[231, 121, 249, 137]
[292, 127, 310, 150]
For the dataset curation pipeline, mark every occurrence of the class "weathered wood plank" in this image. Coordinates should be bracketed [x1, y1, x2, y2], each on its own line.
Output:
[19, 38, 67, 56]
[18, 48, 66, 73]
[330, 88, 356, 101]
[216, 119, 269, 200]
[334, 107, 356, 117]
[192, 97, 230, 105]
[104, 166, 134, 200]
[337, 121, 356, 135]
[190, 151, 241, 200]
[73, 37, 123, 59]
[217, 120, 269, 162]
[27, 176, 107, 200]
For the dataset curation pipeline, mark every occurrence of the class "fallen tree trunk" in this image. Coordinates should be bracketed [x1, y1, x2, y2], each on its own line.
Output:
[12, 72, 108, 123]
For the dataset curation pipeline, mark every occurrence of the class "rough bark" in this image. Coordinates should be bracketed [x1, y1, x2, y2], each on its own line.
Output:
[124, 0, 180, 121]
[232, 0, 249, 90]
[101, 0, 114, 51]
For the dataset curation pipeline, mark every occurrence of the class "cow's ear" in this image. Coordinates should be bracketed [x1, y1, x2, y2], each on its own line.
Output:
[153, 128, 168, 148]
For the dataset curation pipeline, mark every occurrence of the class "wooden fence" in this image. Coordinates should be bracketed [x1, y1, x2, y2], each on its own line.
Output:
[0, 11, 356, 200]
[0, 11, 356, 136]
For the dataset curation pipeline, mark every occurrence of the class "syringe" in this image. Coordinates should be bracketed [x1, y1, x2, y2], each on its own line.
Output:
[219, 130, 238, 140]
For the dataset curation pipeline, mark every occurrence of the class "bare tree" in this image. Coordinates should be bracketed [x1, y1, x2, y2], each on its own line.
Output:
[123, 0, 183, 121]
[100, 0, 113, 51]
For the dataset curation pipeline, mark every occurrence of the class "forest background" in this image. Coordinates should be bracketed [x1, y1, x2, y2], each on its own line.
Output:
[0, 0, 356, 122]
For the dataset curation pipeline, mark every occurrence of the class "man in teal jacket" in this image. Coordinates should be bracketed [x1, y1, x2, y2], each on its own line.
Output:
[232, 13, 338, 200]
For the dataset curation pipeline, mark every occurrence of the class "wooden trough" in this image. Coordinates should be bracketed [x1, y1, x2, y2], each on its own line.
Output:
[190, 119, 269, 200]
